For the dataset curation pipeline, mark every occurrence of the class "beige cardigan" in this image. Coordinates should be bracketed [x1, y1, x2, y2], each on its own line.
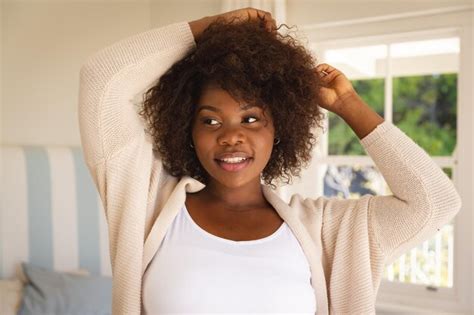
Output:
[78, 21, 462, 315]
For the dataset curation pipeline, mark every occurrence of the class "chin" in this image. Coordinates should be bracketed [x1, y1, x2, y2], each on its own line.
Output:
[210, 173, 262, 190]
[211, 176, 248, 188]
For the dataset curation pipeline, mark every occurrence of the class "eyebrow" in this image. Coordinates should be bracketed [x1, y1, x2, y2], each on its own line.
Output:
[196, 104, 257, 113]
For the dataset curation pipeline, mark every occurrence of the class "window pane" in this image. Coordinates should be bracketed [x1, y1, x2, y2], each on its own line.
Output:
[442, 167, 452, 179]
[323, 164, 386, 199]
[323, 45, 386, 155]
[393, 73, 457, 156]
[383, 222, 455, 288]
[328, 79, 384, 155]
[324, 45, 387, 79]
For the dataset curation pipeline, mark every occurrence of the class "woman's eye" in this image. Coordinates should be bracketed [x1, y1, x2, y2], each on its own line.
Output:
[243, 116, 259, 123]
[203, 118, 219, 125]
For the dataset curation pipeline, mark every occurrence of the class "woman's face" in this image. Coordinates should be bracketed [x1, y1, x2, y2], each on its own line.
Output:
[191, 85, 275, 189]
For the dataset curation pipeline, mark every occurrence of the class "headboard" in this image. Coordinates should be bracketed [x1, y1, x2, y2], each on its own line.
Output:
[0, 145, 111, 280]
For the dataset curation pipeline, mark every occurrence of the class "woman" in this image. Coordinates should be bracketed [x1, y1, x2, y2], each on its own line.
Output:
[78, 7, 462, 315]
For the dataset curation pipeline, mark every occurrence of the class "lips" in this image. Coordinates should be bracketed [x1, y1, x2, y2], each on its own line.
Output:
[213, 151, 254, 172]
[215, 151, 252, 160]
[215, 157, 253, 172]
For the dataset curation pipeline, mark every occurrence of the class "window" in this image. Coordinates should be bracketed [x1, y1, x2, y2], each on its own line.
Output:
[303, 22, 471, 315]
[275, 7, 471, 313]
[320, 37, 459, 290]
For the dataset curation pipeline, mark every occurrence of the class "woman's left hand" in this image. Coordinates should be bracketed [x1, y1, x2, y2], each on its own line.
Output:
[313, 63, 358, 115]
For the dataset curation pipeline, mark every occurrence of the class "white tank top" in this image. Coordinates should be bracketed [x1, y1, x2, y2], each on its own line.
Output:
[142, 204, 316, 314]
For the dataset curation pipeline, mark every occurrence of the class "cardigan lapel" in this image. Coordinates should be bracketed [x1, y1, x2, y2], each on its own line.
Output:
[142, 176, 204, 275]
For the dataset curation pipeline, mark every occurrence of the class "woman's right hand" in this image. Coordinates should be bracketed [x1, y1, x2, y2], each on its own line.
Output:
[188, 7, 277, 42]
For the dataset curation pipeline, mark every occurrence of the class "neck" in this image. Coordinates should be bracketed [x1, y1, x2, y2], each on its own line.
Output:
[200, 178, 269, 211]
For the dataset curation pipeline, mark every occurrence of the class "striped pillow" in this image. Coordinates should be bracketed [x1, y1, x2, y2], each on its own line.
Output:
[0, 146, 111, 279]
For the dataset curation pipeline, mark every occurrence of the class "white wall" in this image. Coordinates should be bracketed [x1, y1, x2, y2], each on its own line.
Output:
[2, 1, 150, 145]
[0, 0, 472, 145]
[1, 1, 3, 145]
[0, 0, 220, 146]
[150, 0, 220, 28]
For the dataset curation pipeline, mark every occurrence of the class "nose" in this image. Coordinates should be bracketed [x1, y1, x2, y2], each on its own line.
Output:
[217, 125, 245, 146]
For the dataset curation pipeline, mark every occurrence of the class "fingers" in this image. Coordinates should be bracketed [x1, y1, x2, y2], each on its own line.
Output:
[263, 12, 276, 31]
[318, 70, 329, 77]
[315, 63, 339, 80]
[252, 8, 277, 32]
[316, 63, 335, 74]
[226, 8, 277, 33]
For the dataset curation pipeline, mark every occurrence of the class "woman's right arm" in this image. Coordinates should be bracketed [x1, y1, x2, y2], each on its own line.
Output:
[78, 21, 199, 172]
[77, 22, 207, 313]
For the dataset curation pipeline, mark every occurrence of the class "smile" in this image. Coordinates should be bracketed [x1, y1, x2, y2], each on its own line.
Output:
[215, 158, 253, 172]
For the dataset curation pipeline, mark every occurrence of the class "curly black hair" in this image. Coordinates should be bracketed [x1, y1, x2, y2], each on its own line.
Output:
[138, 15, 326, 189]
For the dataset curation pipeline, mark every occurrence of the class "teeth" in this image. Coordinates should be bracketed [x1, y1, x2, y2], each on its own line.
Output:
[220, 157, 248, 164]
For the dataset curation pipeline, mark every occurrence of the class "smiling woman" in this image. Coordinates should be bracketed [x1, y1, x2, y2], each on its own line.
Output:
[78, 6, 462, 315]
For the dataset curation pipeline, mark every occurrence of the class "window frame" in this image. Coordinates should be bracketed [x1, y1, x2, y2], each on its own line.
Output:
[303, 8, 472, 314]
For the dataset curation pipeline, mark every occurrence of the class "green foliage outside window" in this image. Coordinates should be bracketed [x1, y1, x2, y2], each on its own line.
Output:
[393, 74, 457, 156]
[328, 74, 457, 156]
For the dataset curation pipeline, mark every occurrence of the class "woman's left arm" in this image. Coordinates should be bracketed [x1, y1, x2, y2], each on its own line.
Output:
[314, 63, 385, 139]
[314, 63, 462, 264]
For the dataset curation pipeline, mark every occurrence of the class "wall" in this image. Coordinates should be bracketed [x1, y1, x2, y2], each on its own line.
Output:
[150, 0, 220, 28]
[2, 1, 151, 145]
[1, 2, 3, 145]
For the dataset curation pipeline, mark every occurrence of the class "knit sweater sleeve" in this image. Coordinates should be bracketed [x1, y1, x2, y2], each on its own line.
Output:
[361, 121, 461, 263]
[313, 121, 462, 265]
[78, 21, 196, 170]
[77, 22, 197, 314]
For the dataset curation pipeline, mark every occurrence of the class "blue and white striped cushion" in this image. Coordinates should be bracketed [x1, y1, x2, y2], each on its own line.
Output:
[0, 146, 111, 279]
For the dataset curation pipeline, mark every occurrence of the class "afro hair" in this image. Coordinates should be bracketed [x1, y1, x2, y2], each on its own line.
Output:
[138, 15, 326, 189]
